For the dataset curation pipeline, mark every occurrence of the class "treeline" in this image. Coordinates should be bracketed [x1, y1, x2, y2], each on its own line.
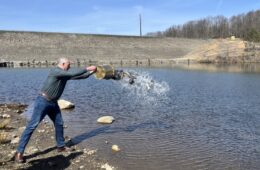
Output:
[147, 10, 260, 42]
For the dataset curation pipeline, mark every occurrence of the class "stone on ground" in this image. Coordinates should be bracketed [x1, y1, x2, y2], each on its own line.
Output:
[97, 116, 115, 124]
[111, 145, 120, 152]
[58, 99, 75, 110]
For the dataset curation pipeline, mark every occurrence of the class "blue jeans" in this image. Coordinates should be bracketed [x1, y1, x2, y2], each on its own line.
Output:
[17, 96, 65, 153]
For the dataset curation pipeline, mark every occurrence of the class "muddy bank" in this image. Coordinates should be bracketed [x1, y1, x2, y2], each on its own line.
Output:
[0, 103, 115, 170]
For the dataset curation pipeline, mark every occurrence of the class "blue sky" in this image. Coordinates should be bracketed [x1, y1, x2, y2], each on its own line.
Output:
[0, 0, 259, 35]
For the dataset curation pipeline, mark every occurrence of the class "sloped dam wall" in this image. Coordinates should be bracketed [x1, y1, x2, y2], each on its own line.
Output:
[0, 31, 207, 67]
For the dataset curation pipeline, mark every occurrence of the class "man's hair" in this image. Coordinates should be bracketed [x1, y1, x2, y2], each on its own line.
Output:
[57, 58, 69, 65]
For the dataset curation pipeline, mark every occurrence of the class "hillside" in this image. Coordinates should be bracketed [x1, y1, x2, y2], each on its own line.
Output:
[0, 31, 207, 66]
[179, 38, 260, 64]
[0, 31, 260, 67]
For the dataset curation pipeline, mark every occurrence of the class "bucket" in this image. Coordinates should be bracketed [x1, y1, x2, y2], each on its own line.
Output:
[94, 65, 115, 79]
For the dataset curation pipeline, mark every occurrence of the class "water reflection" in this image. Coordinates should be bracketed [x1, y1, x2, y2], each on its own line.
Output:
[69, 121, 166, 146]
[172, 63, 260, 73]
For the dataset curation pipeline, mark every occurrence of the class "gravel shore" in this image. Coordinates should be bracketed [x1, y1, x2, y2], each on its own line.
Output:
[0, 103, 114, 170]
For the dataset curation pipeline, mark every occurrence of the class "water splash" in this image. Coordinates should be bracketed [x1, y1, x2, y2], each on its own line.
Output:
[117, 70, 170, 103]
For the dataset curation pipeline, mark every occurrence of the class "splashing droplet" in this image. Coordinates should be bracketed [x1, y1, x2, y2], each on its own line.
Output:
[117, 70, 169, 103]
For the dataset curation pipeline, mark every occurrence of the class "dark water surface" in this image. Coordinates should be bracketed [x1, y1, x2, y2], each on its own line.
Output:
[1, 65, 260, 170]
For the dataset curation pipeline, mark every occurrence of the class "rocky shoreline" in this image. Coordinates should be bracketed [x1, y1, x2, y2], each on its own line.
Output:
[0, 103, 115, 170]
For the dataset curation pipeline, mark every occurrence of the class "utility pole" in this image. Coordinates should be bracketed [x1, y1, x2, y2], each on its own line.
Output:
[139, 14, 142, 37]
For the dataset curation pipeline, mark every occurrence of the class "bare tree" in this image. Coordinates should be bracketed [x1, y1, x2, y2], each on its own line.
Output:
[148, 10, 260, 42]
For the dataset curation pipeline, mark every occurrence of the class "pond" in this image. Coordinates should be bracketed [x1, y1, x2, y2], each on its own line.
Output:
[1, 64, 260, 170]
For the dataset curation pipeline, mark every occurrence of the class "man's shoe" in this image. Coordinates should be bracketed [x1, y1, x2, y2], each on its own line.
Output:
[14, 152, 25, 163]
[57, 146, 74, 152]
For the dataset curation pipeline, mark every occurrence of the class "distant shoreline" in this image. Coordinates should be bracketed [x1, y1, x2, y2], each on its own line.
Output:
[2, 62, 260, 74]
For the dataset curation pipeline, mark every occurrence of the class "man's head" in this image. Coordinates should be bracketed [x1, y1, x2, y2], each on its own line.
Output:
[57, 58, 70, 70]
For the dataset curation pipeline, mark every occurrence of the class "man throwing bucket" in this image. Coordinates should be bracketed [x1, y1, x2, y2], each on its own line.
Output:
[15, 58, 96, 163]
